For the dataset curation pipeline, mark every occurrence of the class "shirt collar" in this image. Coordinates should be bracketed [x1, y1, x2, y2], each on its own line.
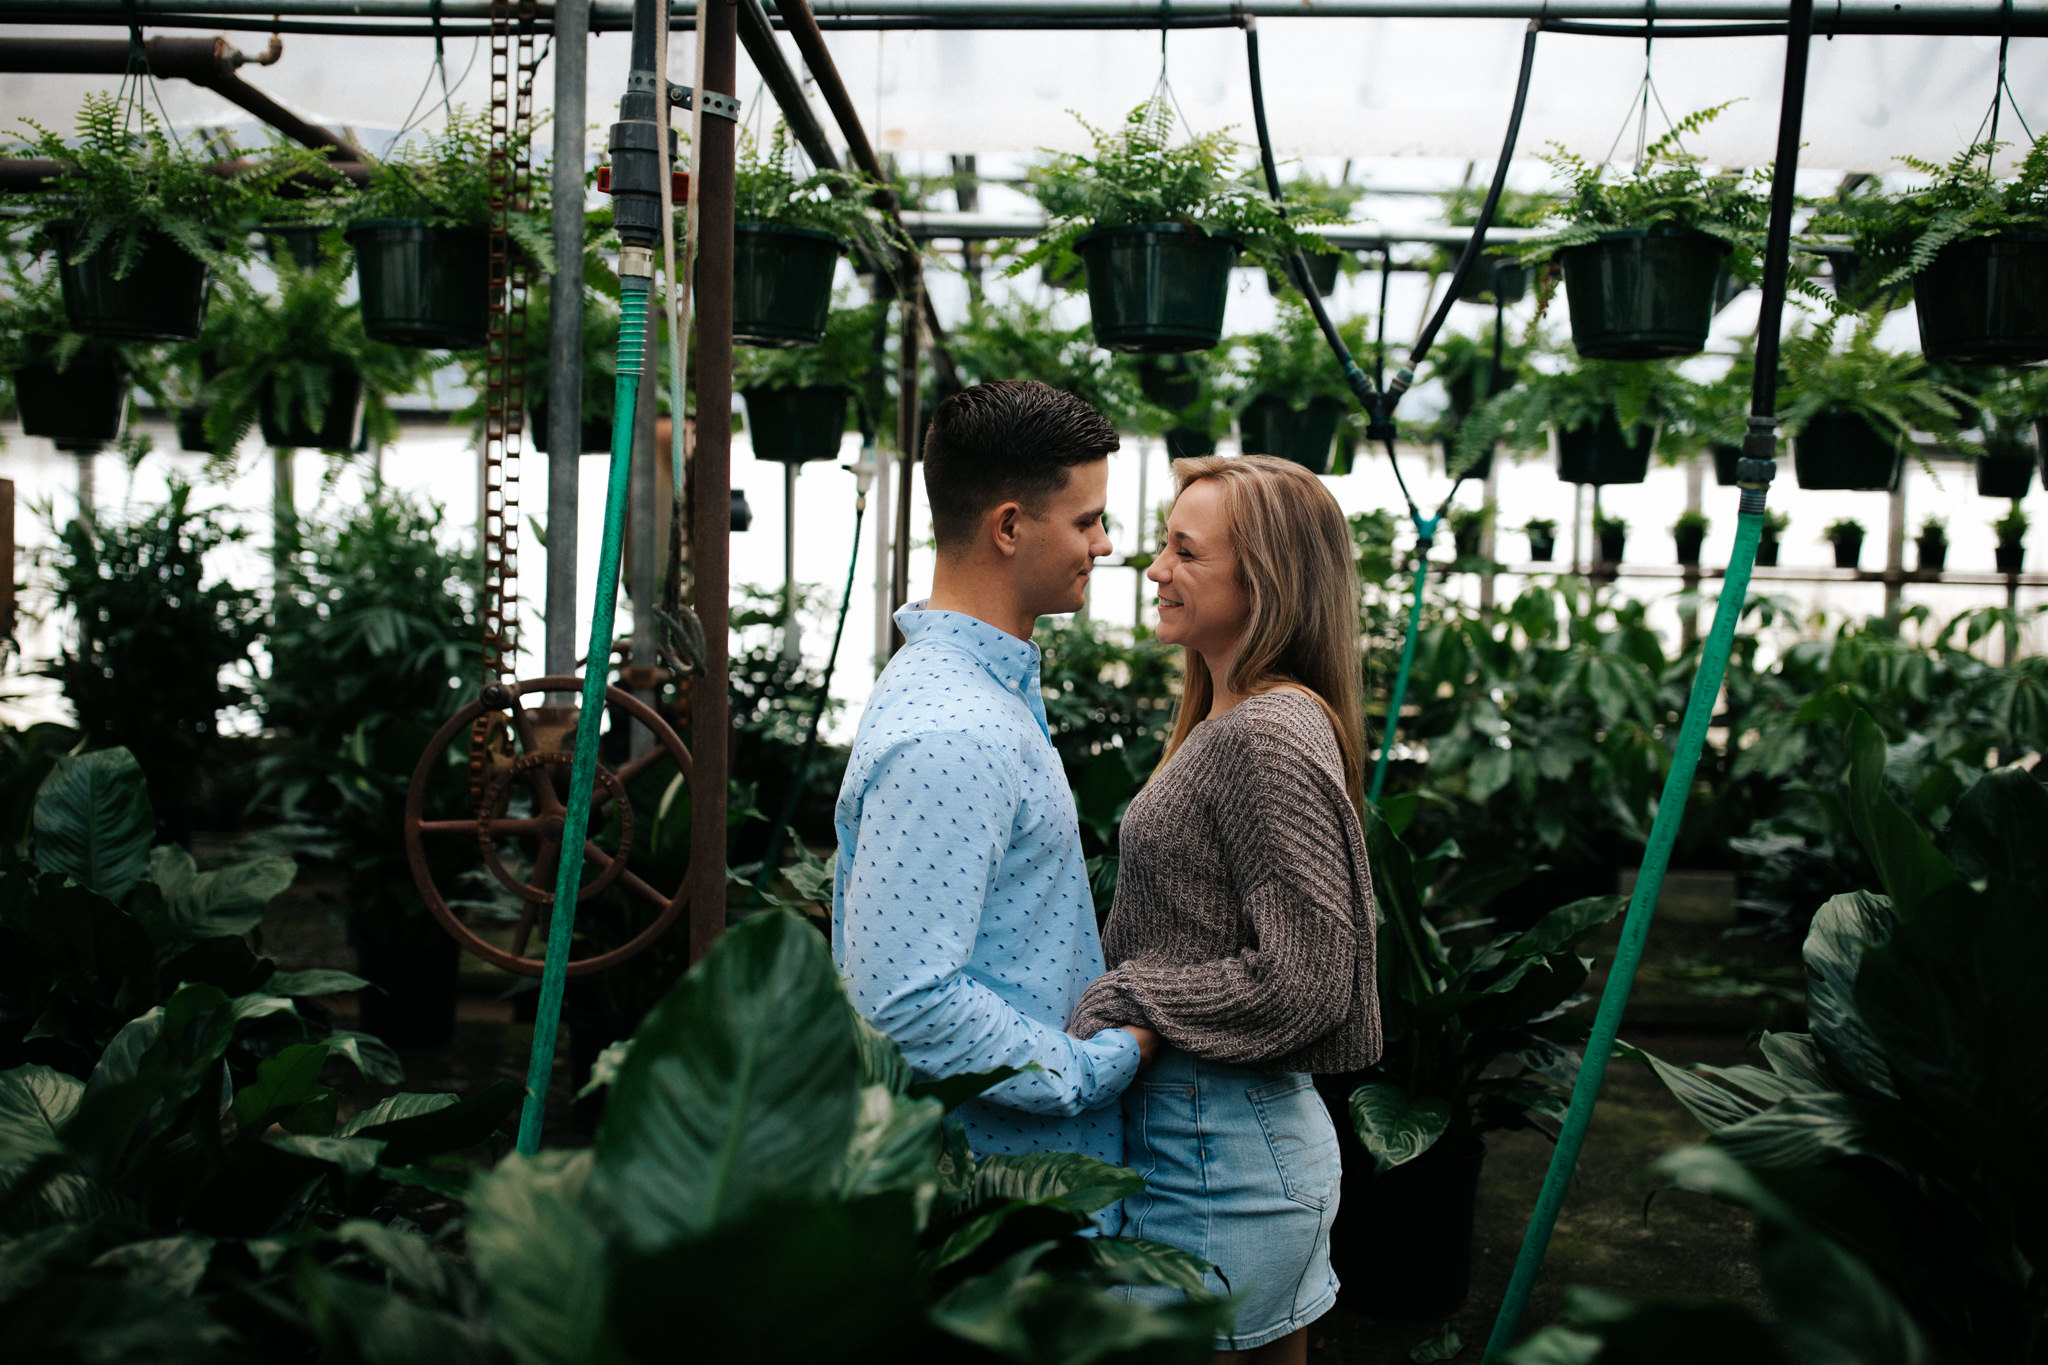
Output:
[895, 600, 1042, 698]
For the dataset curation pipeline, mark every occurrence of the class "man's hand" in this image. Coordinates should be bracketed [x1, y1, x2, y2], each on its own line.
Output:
[1119, 1024, 1162, 1069]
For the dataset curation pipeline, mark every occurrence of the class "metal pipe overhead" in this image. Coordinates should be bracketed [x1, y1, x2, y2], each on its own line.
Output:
[0, 35, 368, 158]
[6, 0, 2042, 35]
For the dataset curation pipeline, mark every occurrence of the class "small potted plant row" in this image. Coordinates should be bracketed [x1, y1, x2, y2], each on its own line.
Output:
[1917, 516, 1949, 572]
[1016, 98, 1332, 354]
[1827, 517, 1866, 570]
[1758, 511, 1787, 567]
[1672, 510, 1709, 566]
[1995, 505, 2029, 574]
[1514, 104, 1768, 362]
[1524, 517, 1557, 562]
[1594, 513, 1628, 565]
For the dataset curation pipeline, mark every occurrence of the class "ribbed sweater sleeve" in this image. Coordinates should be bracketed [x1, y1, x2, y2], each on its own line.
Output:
[1069, 701, 1362, 1065]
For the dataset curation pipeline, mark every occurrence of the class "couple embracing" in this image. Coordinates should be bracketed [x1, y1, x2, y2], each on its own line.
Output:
[832, 381, 1381, 1362]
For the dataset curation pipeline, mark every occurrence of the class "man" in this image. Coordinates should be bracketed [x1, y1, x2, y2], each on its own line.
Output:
[832, 380, 1158, 1166]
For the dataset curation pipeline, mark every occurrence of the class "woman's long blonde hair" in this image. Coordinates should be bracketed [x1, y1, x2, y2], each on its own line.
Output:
[1156, 454, 1367, 810]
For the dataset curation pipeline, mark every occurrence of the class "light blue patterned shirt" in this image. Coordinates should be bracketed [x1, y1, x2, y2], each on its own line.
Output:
[832, 602, 1139, 1165]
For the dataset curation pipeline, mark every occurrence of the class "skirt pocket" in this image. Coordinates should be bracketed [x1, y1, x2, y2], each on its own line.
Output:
[1248, 1074, 1339, 1212]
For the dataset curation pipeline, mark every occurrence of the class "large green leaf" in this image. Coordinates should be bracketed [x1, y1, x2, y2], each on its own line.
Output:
[591, 910, 861, 1247]
[839, 1084, 945, 1205]
[1944, 765, 2048, 891]
[338, 1080, 520, 1166]
[1623, 1046, 1763, 1133]
[928, 1239, 1230, 1365]
[0, 1064, 83, 1196]
[230, 1042, 333, 1131]
[1709, 1094, 1867, 1168]
[305, 1266, 503, 1365]
[965, 1152, 1145, 1216]
[145, 845, 295, 942]
[67, 983, 239, 1169]
[1500, 1289, 1792, 1365]
[31, 748, 154, 903]
[1348, 1081, 1452, 1172]
[1066, 1236, 1217, 1296]
[1505, 895, 1629, 959]
[88, 1235, 214, 1297]
[326, 1031, 406, 1085]
[1802, 892, 1897, 1099]
[1842, 711, 1958, 919]
[265, 968, 372, 997]
[850, 1008, 913, 1095]
[468, 1150, 612, 1365]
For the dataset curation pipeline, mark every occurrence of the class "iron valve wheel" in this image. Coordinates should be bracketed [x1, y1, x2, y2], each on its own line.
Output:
[404, 675, 691, 977]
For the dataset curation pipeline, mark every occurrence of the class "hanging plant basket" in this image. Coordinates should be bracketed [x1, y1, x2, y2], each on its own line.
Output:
[733, 222, 843, 348]
[55, 222, 211, 342]
[1554, 413, 1655, 485]
[1558, 227, 1728, 360]
[259, 370, 365, 450]
[1912, 232, 2048, 365]
[744, 384, 850, 464]
[1917, 532, 1948, 573]
[1976, 450, 2037, 499]
[1264, 250, 1342, 299]
[348, 220, 490, 350]
[264, 226, 332, 270]
[1440, 439, 1493, 483]
[14, 356, 129, 445]
[529, 398, 615, 455]
[1165, 427, 1216, 461]
[177, 406, 215, 454]
[1456, 252, 1527, 305]
[1995, 543, 2026, 574]
[1137, 355, 1202, 410]
[1793, 410, 1902, 491]
[1710, 442, 1744, 486]
[1075, 223, 1239, 354]
[1239, 394, 1345, 474]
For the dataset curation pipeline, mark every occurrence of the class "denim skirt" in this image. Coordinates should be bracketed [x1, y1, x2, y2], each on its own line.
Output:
[1114, 1046, 1341, 1350]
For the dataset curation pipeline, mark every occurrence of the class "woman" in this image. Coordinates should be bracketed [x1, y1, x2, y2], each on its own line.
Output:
[1070, 454, 1381, 1364]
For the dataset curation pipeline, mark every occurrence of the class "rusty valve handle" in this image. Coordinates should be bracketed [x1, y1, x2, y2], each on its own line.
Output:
[404, 675, 693, 978]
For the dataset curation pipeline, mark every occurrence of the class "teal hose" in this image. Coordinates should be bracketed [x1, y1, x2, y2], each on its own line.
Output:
[515, 279, 649, 1155]
[1482, 505, 1763, 1357]
[1369, 515, 1437, 805]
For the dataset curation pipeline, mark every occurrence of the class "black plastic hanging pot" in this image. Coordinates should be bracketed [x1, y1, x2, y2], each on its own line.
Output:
[55, 222, 211, 343]
[1239, 394, 1345, 474]
[1440, 438, 1494, 483]
[1075, 223, 1239, 354]
[14, 356, 129, 445]
[1710, 442, 1743, 486]
[529, 397, 616, 454]
[1916, 532, 1948, 573]
[1912, 231, 2048, 364]
[1832, 529, 1865, 570]
[1165, 427, 1216, 461]
[1995, 543, 2026, 574]
[1976, 449, 2037, 498]
[1138, 354, 1203, 410]
[265, 226, 332, 270]
[1456, 252, 1527, 305]
[1558, 227, 1729, 360]
[177, 407, 215, 454]
[260, 369, 365, 450]
[1794, 410, 1903, 491]
[349, 220, 490, 350]
[1554, 413, 1655, 485]
[733, 222, 843, 348]
[1265, 249, 1342, 299]
[744, 384, 850, 464]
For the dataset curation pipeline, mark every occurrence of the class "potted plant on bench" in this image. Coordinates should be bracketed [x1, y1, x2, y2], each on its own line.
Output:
[1594, 513, 1628, 565]
[1016, 97, 1333, 353]
[1672, 509, 1710, 566]
[1994, 505, 2029, 574]
[1758, 510, 1787, 567]
[1524, 516, 1558, 562]
[1916, 515, 1949, 572]
[1826, 516, 1866, 570]
[1513, 104, 1768, 360]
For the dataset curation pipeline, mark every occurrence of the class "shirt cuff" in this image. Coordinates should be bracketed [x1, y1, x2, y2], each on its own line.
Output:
[1077, 1025, 1142, 1109]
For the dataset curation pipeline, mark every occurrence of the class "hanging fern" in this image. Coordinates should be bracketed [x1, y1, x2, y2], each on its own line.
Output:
[346, 108, 551, 266]
[1807, 133, 2048, 292]
[734, 122, 908, 260]
[1452, 346, 1699, 469]
[1012, 98, 1336, 280]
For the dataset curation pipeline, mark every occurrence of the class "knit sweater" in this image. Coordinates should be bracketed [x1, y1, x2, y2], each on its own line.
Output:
[1069, 689, 1382, 1073]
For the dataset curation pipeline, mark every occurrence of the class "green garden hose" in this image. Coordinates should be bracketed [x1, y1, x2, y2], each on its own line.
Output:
[514, 279, 649, 1155]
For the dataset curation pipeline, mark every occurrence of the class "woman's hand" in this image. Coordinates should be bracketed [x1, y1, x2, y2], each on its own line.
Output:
[1119, 1024, 1162, 1068]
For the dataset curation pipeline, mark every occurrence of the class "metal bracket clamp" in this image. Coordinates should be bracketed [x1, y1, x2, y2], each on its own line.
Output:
[668, 82, 741, 121]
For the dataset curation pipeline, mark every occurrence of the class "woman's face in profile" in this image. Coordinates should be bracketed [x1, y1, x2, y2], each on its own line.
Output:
[1147, 478, 1249, 661]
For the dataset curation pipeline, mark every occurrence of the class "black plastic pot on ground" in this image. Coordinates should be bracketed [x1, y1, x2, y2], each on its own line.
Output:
[1832, 529, 1865, 570]
[1164, 427, 1216, 461]
[1794, 410, 1903, 491]
[1996, 543, 2026, 574]
[1239, 394, 1345, 474]
[1711, 442, 1743, 486]
[1597, 526, 1627, 564]
[1917, 532, 1949, 573]
[1264, 250, 1342, 298]
[1076, 223, 1239, 354]
[349, 219, 490, 350]
[14, 357, 129, 445]
[733, 222, 843, 348]
[744, 384, 850, 464]
[1757, 533, 1780, 568]
[349, 916, 460, 1050]
[55, 222, 212, 342]
[1912, 231, 2048, 365]
[1310, 1085, 1487, 1323]
[1675, 527, 1705, 566]
[1528, 529, 1556, 561]
[259, 369, 364, 450]
[1456, 252, 1527, 305]
[530, 398, 615, 454]
[1558, 227, 1728, 360]
[1977, 450, 2037, 498]
[1554, 413, 1655, 485]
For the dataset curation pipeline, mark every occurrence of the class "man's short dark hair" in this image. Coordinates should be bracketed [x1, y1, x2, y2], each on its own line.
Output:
[922, 380, 1119, 551]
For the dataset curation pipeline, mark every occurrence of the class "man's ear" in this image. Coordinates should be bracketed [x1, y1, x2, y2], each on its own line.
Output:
[988, 500, 1026, 558]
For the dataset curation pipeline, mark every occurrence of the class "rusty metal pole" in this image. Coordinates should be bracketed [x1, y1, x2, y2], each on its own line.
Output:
[689, 0, 738, 962]
[891, 268, 921, 638]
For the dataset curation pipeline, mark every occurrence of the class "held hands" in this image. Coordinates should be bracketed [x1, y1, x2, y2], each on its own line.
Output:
[1119, 1024, 1162, 1069]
